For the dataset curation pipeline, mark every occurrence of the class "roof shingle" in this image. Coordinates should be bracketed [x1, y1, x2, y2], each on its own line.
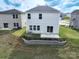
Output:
[72, 10, 79, 14]
[0, 9, 24, 14]
[26, 6, 60, 13]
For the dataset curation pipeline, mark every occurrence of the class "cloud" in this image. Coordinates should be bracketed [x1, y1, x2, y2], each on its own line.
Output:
[63, 0, 79, 8]
[61, 0, 79, 13]
[16, 0, 46, 11]
[0, 0, 79, 13]
[45, 0, 79, 13]
[45, 0, 62, 6]
[0, 0, 46, 11]
[4, 0, 21, 7]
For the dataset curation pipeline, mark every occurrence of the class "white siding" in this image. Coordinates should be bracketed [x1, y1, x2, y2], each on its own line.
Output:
[0, 14, 22, 30]
[26, 13, 60, 35]
[70, 14, 76, 26]
[21, 13, 26, 28]
[70, 13, 79, 29]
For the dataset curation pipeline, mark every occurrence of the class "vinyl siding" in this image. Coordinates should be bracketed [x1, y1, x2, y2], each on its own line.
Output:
[26, 13, 60, 34]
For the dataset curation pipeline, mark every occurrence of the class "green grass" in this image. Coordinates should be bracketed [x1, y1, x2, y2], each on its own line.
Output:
[0, 26, 79, 59]
[63, 16, 70, 20]
[0, 30, 10, 34]
[60, 26, 79, 45]
[60, 26, 79, 38]
[12, 27, 26, 37]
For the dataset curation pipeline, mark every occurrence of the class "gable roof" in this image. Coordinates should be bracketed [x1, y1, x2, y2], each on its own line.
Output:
[0, 9, 24, 14]
[72, 10, 79, 14]
[26, 6, 60, 13]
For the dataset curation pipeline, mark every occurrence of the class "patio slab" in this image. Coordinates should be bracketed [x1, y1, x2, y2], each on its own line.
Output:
[41, 34, 59, 38]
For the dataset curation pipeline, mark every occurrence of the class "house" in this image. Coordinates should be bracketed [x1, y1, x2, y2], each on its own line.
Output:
[26, 6, 60, 38]
[70, 10, 79, 29]
[66, 13, 71, 18]
[60, 13, 65, 20]
[0, 9, 26, 30]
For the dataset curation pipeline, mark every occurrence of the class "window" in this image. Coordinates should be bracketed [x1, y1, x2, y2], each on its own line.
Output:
[14, 23, 18, 27]
[72, 18, 75, 21]
[47, 26, 53, 32]
[13, 14, 15, 18]
[13, 14, 18, 19]
[14, 23, 17, 27]
[39, 14, 42, 19]
[28, 14, 31, 19]
[29, 25, 32, 30]
[37, 25, 40, 30]
[50, 26, 53, 32]
[17, 23, 19, 27]
[47, 26, 50, 32]
[16, 14, 18, 18]
[33, 25, 36, 30]
[14, 23, 19, 28]
[4, 23, 8, 28]
[29, 25, 40, 31]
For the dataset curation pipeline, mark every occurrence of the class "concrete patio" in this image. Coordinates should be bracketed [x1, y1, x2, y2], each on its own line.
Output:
[41, 34, 59, 38]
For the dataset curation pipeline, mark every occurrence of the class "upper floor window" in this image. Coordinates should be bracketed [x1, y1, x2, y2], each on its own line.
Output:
[13, 14, 18, 19]
[28, 13, 31, 19]
[16, 14, 18, 18]
[39, 14, 42, 19]
[13, 14, 15, 18]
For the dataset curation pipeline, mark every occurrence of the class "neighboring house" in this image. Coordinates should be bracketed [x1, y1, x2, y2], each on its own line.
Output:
[70, 10, 79, 29]
[26, 6, 60, 38]
[66, 13, 71, 18]
[60, 13, 65, 20]
[0, 9, 26, 30]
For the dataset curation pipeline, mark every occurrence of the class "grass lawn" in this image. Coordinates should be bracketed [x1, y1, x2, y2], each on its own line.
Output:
[63, 15, 70, 20]
[12, 27, 26, 37]
[0, 26, 79, 59]
[0, 30, 10, 34]
[60, 26, 79, 45]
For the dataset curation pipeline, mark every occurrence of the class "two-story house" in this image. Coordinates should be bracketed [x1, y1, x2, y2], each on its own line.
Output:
[26, 6, 60, 38]
[70, 10, 79, 29]
[0, 9, 26, 30]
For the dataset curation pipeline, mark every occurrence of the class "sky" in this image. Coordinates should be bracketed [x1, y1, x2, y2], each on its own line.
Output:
[0, 0, 79, 13]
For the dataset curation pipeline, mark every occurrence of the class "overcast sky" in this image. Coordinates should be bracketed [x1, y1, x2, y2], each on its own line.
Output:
[0, 0, 79, 13]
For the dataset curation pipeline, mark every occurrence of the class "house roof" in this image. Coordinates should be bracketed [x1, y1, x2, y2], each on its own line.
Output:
[0, 9, 24, 14]
[72, 10, 79, 14]
[26, 6, 60, 13]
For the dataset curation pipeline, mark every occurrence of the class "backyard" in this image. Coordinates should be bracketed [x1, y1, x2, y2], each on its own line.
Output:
[0, 26, 79, 59]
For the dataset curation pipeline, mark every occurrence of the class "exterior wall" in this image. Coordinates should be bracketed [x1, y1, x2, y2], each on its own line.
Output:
[0, 14, 22, 30]
[66, 13, 71, 18]
[26, 13, 60, 35]
[76, 14, 79, 29]
[21, 13, 26, 28]
[70, 14, 76, 26]
[70, 13, 79, 29]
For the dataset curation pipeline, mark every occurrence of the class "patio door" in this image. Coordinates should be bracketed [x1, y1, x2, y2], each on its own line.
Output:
[47, 26, 53, 32]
